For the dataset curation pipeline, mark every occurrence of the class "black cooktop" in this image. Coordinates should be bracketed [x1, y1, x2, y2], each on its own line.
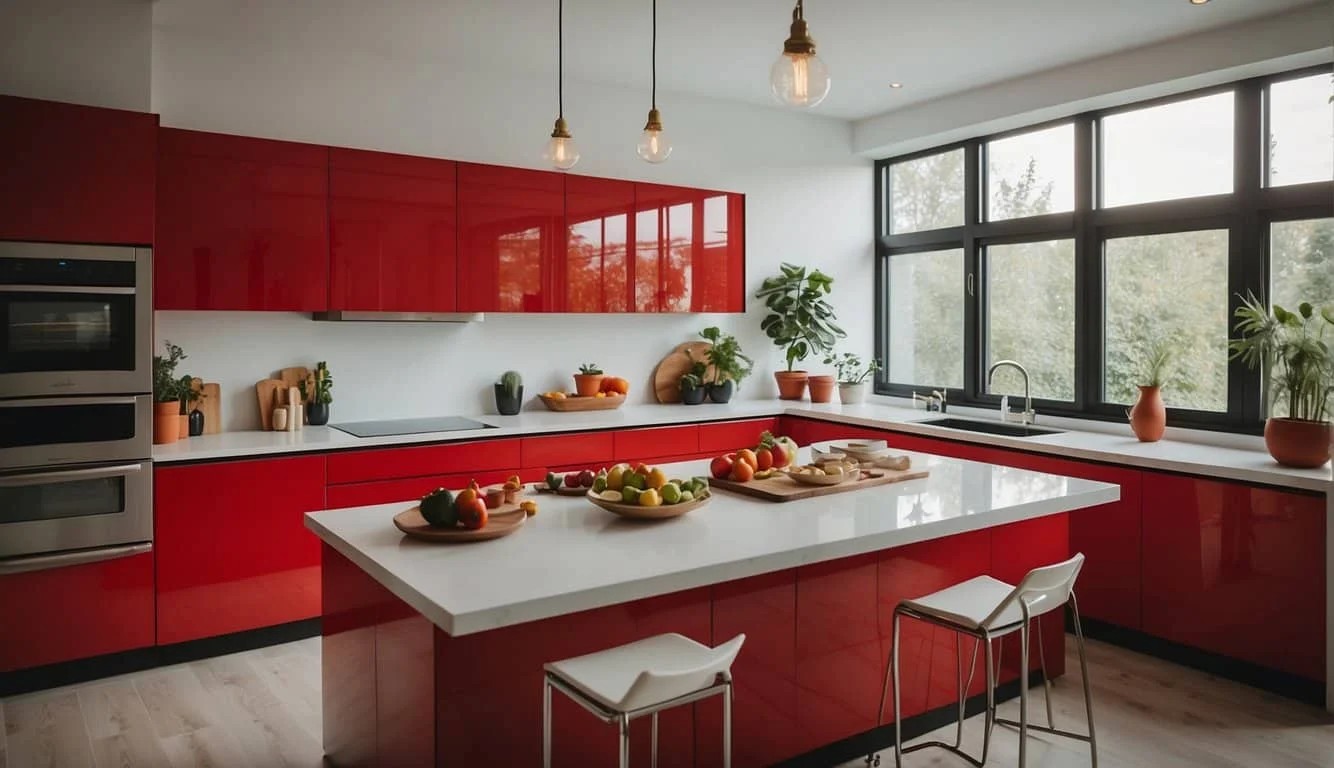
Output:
[330, 416, 496, 438]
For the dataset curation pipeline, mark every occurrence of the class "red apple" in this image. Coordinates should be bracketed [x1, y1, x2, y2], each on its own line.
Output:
[710, 454, 734, 479]
[577, 469, 595, 487]
[770, 442, 791, 469]
[564, 472, 581, 488]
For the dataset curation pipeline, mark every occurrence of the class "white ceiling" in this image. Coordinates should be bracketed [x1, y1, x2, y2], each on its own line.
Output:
[152, 0, 1324, 121]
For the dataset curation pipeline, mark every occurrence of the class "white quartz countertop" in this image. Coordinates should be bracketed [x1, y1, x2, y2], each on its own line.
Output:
[157, 400, 1331, 493]
[305, 448, 1119, 636]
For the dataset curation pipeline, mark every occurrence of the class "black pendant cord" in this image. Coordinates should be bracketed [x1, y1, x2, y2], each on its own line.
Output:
[650, 0, 657, 110]
[558, 0, 564, 120]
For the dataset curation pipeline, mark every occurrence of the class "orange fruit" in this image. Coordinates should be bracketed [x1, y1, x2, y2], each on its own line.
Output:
[735, 448, 758, 471]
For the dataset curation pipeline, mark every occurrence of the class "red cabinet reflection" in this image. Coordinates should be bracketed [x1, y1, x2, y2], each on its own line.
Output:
[564, 175, 633, 312]
[329, 148, 457, 312]
[457, 163, 564, 312]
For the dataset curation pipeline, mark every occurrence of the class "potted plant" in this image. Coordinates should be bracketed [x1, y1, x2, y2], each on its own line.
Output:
[700, 326, 753, 404]
[679, 360, 708, 405]
[152, 341, 187, 445]
[1230, 294, 1334, 468]
[574, 363, 604, 397]
[825, 352, 881, 405]
[1128, 341, 1172, 443]
[307, 361, 334, 425]
[757, 263, 845, 400]
[495, 370, 524, 415]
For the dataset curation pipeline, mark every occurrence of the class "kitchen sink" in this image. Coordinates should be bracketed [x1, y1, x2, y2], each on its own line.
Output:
[915, 417, 1063, 438]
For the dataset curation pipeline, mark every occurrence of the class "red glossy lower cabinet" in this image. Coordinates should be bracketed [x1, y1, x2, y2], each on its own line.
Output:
[0, 550, 154, 672]
[326, 439, 521, 484]
[521, 432, 615, 469]
[990, 515, 1068, 684]
[156, 456, 326, 644]
[326, 468, 543, 508]
[613, 425, 698, 464]
[697, 417, 779, 454]
[1141, 473, 1325, 681]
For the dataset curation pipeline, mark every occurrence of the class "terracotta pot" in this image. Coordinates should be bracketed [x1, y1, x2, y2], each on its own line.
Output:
[1264, 417, 1331, 469]
[1128, 385, 1166, 442]
[774, 370, 809, 400]
[573, 374, 604, 397]
[807, 374, 836, 404]
[839, 382, 869, 405]
[153, 401, 180, 445]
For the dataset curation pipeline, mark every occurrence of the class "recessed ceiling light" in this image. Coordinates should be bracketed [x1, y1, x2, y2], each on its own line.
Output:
[889, 82, 903, 89]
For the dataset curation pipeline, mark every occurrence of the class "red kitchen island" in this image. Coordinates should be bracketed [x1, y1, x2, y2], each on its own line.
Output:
[304, 446, 1119, 767]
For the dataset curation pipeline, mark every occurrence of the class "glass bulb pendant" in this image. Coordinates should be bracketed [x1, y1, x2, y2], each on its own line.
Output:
[770, 1, 830, 108]
[543, 117, 580, 170]
[637, 108, 672, 164]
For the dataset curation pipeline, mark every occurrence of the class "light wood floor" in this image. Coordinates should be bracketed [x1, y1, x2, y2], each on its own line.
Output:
[2, 635, 1332, 767]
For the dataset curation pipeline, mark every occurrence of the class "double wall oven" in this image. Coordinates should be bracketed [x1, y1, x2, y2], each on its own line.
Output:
[0, 242, 154, 575]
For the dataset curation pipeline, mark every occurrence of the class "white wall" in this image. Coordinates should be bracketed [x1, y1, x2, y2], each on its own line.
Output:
[0, 0, 152, 110]
[150, 19, 873, 430]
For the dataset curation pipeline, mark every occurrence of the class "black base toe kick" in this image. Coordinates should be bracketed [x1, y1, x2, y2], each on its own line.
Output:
[0, 618, 321, 697]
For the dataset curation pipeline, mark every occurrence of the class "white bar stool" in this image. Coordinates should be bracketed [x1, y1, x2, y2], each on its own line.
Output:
[869, 553, 1097, 768]
[543, 632, 745, 768]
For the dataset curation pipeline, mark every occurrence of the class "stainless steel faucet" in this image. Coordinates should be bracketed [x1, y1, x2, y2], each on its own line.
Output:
[987, 360, 1035, 424]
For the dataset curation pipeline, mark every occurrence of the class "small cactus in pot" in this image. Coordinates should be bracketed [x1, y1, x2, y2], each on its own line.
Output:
[495, 370, 524, 415]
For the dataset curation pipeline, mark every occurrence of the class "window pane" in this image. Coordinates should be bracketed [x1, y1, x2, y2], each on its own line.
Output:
[1103, 230, 1229, 411]
[986, 240, 1075, 400]
[1270, 218, 1334, 417]
[889, 149, 964, 234]
[987, 124, 1075, 221]
[1102, 92, 1234, 207]
[1269, 74, 1334, 187]
[887, 248, 964, 388]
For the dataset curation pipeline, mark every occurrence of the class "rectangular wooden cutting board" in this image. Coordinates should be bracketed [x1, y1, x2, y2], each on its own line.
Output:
[710, 467, 930, 502]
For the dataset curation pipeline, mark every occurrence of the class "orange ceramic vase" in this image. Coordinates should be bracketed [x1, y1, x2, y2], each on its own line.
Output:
[1264, 418, 1331, 468]
[153, 401, 180, 445]
[1129, 385, 1165, 442]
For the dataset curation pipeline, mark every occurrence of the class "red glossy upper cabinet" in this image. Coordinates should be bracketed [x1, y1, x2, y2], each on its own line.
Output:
[0, 95, 156, 244]
[457, 163, 564, 312]
[633, 183, 698, 312]
[155, 128, 330, 310]
[698, 189, 745, 312]
[563, 175, 633, 312]
[330, 148, 457, 312]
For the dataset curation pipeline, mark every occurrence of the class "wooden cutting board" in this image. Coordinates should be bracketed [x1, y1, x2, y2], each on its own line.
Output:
[710, 466, 930, 502]
[189, 378, 222, 434]
[652, 342, 714, 403]
[255, 378, 286, 431]
[393, 506, 527, 542]
[276, 366, 312, 403]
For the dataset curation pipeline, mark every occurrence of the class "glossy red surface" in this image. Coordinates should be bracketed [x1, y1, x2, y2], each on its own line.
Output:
[0, 95, 156, 245]
[564, 174, 634, 312]
[321, 543, 380, 767]
[795, 552, 882, 753]
[520, 432, 616, 469]
[990, 515, 1069, 684]
[696, 417, 779, 454]
[633, 183, 701, 312]
[329, 147, 457, 312]
[457, 162, 564, 312]
[155, 456, 325, 644]
[696, 191, 746, 312]
[613, 425, 699, 463]
[376, 596, 436, 766]
[325, 439, 521, 484]
[0, 551, 154, 673]
[326, 469, 532, 509]
[1141, 474, 1325, 680]
[155, 128, 329, 310]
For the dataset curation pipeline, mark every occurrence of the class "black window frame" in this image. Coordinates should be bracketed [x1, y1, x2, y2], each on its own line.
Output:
[873, 64, 1334, 434]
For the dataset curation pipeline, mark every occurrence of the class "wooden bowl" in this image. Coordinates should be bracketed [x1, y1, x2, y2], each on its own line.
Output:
[539, 393, 626, 412]
[393, 505, 527, 542]
[585, 490, 711, 520]
[782, 467, 861, 487]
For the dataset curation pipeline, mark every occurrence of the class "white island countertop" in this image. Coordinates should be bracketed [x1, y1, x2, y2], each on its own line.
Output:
[304, 449, 1119, 637]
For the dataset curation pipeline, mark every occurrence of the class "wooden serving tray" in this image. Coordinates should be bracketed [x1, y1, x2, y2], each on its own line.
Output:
[532, 483, 589, 496]
[711, 466, 930, 502]
[585, 490, 711, 520]
[394, 504, 527, 542]
[539, 393, 626, 412]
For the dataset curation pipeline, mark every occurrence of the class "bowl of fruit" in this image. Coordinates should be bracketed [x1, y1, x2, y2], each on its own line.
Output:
[585, 463, 712, 520]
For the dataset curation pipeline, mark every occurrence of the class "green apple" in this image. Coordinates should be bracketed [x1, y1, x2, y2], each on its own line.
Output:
[592, 475, 607, 494]
[623, 472, 646, 490]
[679, 490, 694, 503]
[621, 486, 642, 504]
[661, 482, 681, 504]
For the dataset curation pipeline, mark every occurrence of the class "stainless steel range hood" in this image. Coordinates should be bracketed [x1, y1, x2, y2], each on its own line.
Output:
[312, 311, 485, 323]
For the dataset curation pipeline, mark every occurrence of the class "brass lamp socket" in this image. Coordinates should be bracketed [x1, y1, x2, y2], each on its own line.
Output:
[550, 117, 572, 139]
[643, 108, 664, 132]
[783, 1, 817, 56]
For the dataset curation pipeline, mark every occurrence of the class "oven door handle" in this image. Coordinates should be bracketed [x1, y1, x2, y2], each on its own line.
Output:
[0, 284, 137, 295]
[0, 462, 145, 487]
[0, 396, 141, 408]
[0, 543, 153, 576]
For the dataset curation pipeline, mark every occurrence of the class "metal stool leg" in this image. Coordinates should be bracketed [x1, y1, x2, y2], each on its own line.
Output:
[618, 714, 630, 768]
[543, 675, 553, 768]
[981, 634, 995, 765]
[892, 610, 903, 768]
[651, 711, 659, 768]
[722, 679, 733, 768]
[1019, 615, 1030, 768]
[1071, 593, 1099, 768]
[1036, 615, 1055, 729]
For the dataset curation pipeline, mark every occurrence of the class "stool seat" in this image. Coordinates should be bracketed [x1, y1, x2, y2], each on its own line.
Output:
[545, 632, 727, 711]
[902, 575, 1021, 630]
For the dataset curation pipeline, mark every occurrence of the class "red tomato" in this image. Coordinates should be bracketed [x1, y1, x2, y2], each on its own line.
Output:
[710, 454, 734, 479]
[755, 447, 774, 471]
[729, 460, 755, 483]
[457, 497, 488, 530]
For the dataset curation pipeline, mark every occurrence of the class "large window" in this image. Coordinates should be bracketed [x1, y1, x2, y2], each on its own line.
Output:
[875, 66, 1333, 432]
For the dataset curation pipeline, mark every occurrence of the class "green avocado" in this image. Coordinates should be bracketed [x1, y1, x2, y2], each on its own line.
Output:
[546, 471, 563, 490]
[420, 488, 457, 528]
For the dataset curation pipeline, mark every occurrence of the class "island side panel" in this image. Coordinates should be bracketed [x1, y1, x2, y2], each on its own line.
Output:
[992, 514, 1070, 684]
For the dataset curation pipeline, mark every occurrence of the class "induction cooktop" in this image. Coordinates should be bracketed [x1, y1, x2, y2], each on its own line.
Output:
[330, 416, 496, 438]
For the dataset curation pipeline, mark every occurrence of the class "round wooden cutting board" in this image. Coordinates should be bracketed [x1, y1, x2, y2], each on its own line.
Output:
[651, 342, 714, 403]
[394, 505, 527, 542]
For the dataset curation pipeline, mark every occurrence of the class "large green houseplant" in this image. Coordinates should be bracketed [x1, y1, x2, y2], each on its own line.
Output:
[756, 263, 845, 400]
[1230, 293, 1334, 468]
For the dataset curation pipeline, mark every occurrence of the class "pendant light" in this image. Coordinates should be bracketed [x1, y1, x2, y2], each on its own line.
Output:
[636, 0, 672, 163]
[542, 0, 580, 170]
[770, 0, 830, 108]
